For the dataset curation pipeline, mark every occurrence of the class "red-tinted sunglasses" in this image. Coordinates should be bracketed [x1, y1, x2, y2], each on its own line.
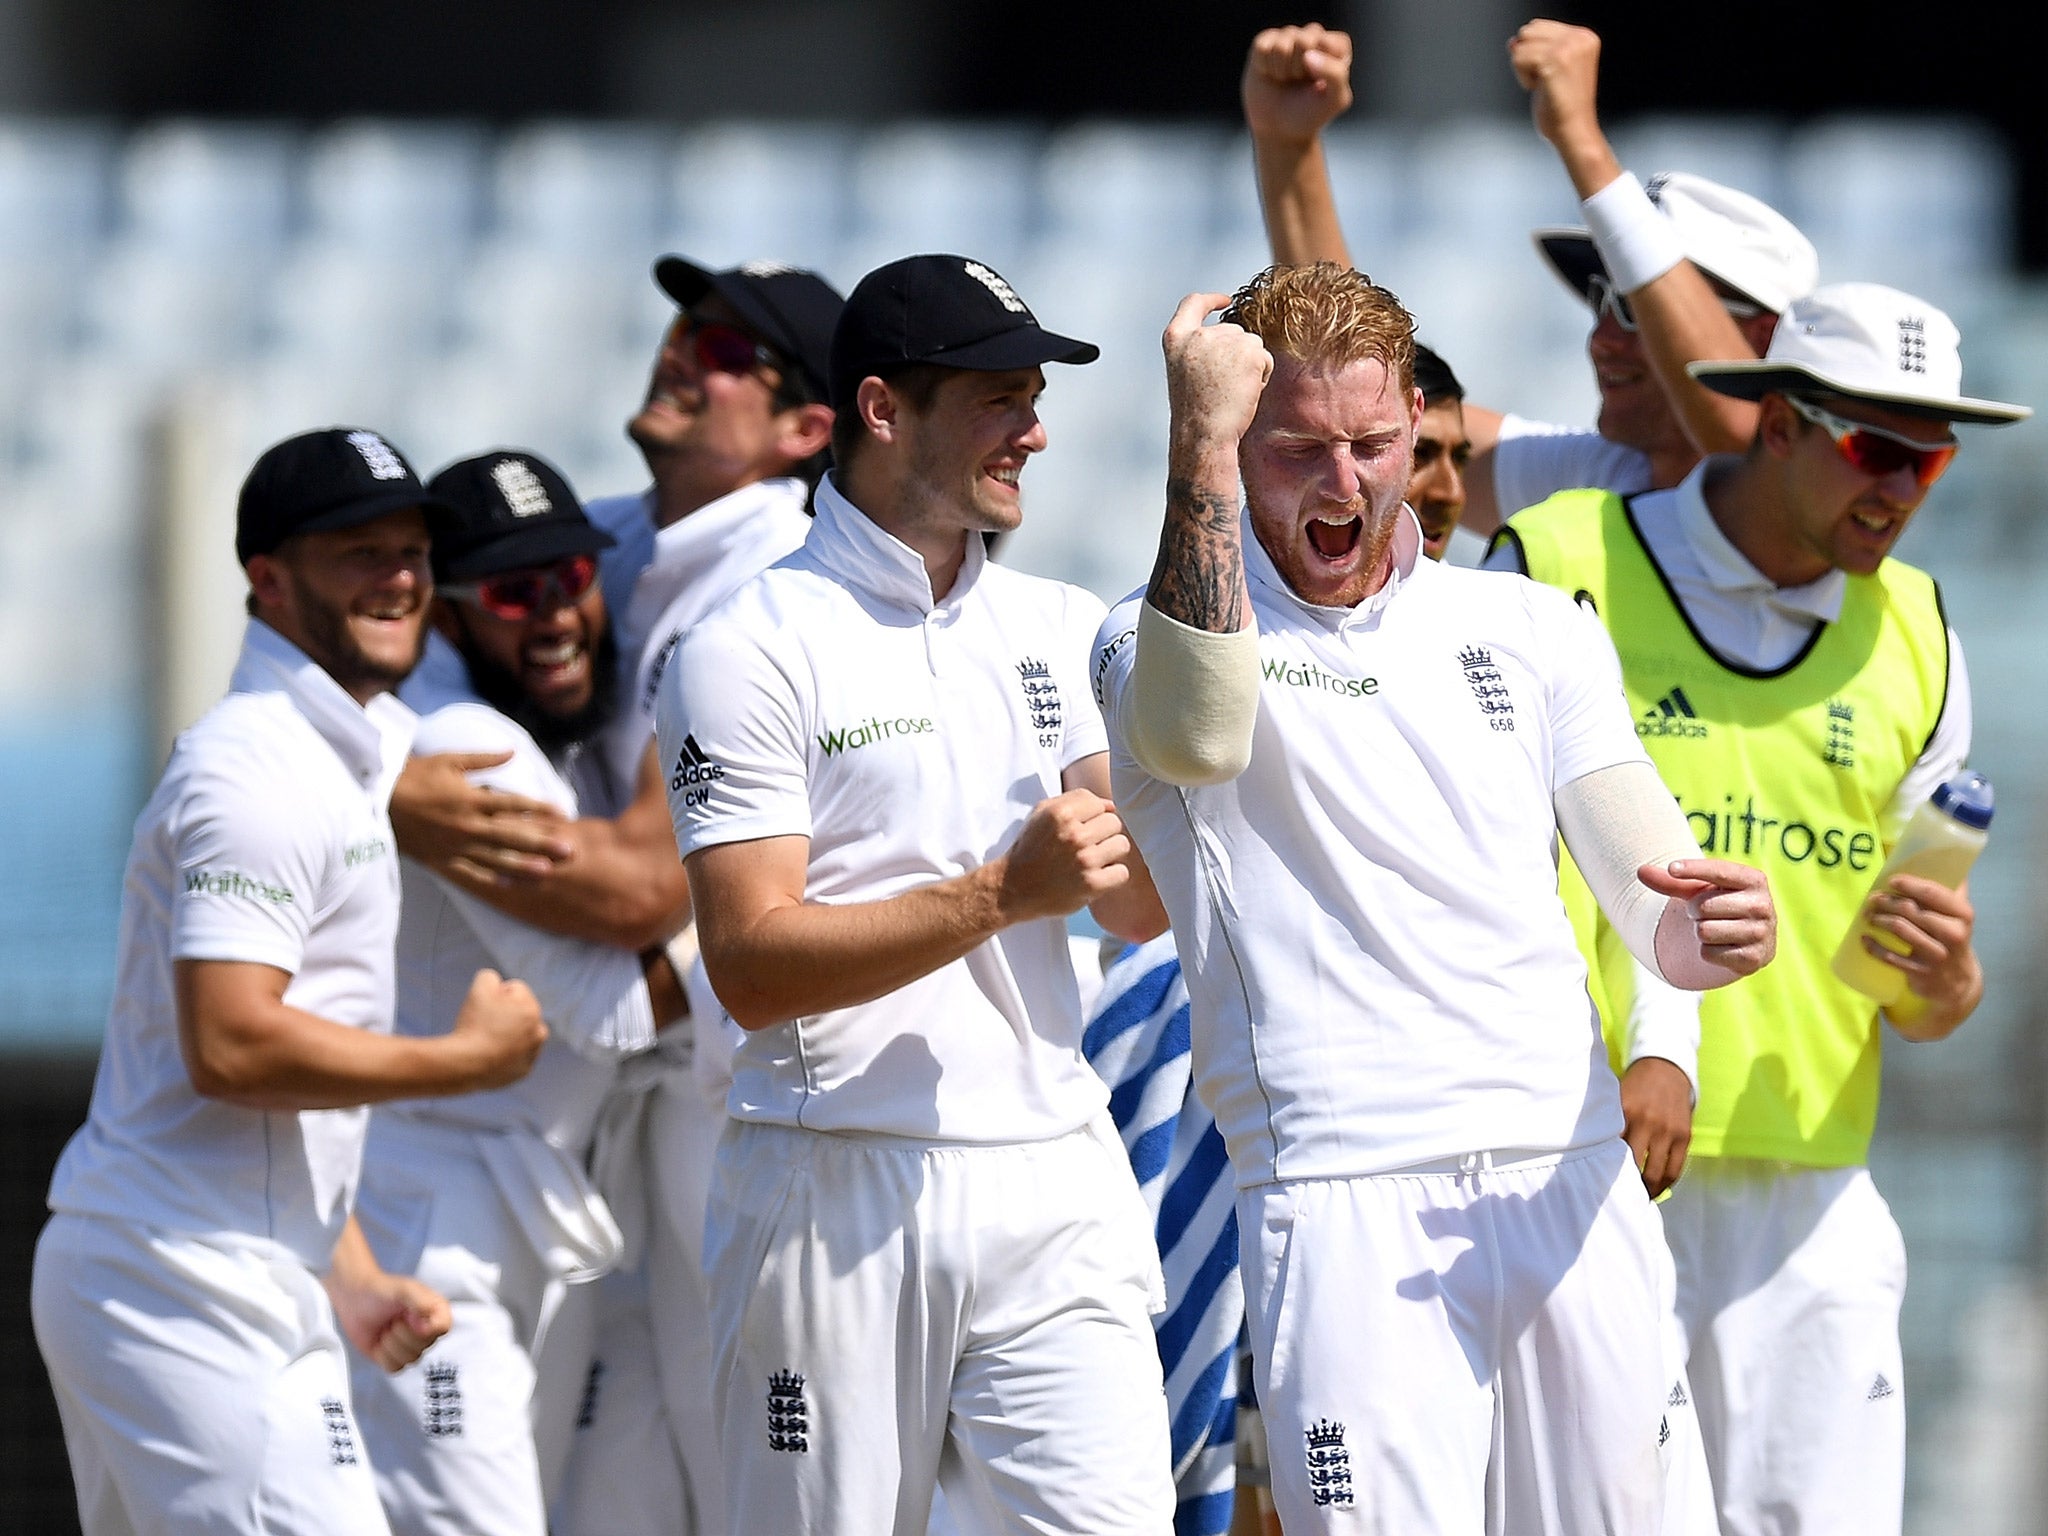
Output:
[442, 553, 599, 621]
[1786, 395, 1957, 489]
[668, 312, 783, 381]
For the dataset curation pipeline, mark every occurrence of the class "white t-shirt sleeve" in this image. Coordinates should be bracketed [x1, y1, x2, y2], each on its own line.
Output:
[1491, 415, 1654, 520]
[1089, 595, 1144, 757]
[659, 616, 812, 858]
[1534, 585, 1650, 789]
[1623, 962, 1701, 1100]
[168, 755, 324, 975]
[1058, 587, 1111, 769]
[1882, 627, 1972, 841]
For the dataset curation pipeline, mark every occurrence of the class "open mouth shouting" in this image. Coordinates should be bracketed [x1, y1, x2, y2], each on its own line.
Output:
[1305, 509, 1364, 565]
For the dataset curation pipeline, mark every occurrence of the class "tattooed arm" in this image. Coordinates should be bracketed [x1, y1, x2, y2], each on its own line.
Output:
[1119, 293, 1271, 786]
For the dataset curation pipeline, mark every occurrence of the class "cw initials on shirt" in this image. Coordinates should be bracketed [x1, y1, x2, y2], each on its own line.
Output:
[1683, 792, 1880, 872]
[814, 713, 936, 758]
[1261, 654, 1380, 699]
[183, 867, 295, 905]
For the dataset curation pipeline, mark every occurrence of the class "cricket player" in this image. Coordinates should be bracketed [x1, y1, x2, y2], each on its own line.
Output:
[659, 252, 1175, 1535]
[347, 449, 690, 1535]
[31, 427, 547, 1536]
[1496, 282, 2025, 1535]
[1092, 263, 1777, 1533]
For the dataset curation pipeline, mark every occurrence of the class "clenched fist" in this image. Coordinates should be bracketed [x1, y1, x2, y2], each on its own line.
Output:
[1165, 292, 1274, 453]
[451, 968, 548, 1089]
[1243, 23, 1355, 145]
[994, 789, 1138, 923]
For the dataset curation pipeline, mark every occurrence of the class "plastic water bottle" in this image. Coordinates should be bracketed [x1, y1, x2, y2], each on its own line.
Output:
[1830, 771, 1993, 1006]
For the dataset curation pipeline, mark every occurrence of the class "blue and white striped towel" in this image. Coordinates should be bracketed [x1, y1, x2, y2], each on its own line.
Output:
[1084, 935, 1242, 1536]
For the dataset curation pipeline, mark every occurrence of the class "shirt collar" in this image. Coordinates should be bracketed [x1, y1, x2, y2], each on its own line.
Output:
[646, 477, 806, 586]
[1676, 459, 1845, 624]
[1243, 501, 1423, 632]
[808, 472, 986, 614]
[231, 618, 416, 799]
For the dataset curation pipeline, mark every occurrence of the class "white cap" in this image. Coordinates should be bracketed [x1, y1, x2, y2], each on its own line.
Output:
[1689, 281, 2030, 426]
[1535, 170, 1819, 315]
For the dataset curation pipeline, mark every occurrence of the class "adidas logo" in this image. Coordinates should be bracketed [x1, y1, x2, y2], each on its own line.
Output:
[1867, 1373, 1895, 1401]
[669, 733, 726, 806]
[1638, 685, 1708, 739]
[1668, 1381, 1689, 1409]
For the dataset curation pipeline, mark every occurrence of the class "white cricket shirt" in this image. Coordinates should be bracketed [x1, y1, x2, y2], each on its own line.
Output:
[1492, 414, 1654, 520]
[386, 632, 658, 1154]
[588, 479, 813, 809]
[47, 620, 414, 1268]
[658, 474, 1110, 1142]
[1094, 509, 1646, 1187]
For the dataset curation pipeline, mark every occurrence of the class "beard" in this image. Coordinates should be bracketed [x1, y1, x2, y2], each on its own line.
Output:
[291, 582, 425, 698]
[455, 618, 622, 759]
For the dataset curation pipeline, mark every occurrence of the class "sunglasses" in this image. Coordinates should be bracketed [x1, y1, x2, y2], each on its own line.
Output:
[1785, 395, 1958, 489]
[1586, 273, 1766, 334]
[442, 553, 599, 622]
[667, 313, 810, 405]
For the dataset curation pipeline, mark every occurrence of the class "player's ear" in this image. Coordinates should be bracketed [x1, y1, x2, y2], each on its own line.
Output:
[776, 401, 835, 461]
[857, 377, 900, 446]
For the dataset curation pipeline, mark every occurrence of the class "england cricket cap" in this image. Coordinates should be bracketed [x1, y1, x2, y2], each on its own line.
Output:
[830, 253, 1099, 410]
[653, 256, 843, 402]
[1689, 282, 2030, 425]
[1535, 171, 1819, 316]
[425, 450, 616, 583]
[236, 426, 455, 565]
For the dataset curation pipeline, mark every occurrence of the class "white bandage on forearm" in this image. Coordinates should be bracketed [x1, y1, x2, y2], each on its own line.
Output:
[1581, 171, 1687, 295]
[1625, 959, 1701, 1102]
[1125, 603, 1261, 787]
[1554, 760, 1699, 983]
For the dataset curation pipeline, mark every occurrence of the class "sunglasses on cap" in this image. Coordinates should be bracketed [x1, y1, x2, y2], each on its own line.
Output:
[1586, 273, 1766, 334]
[666, 313, 812, 405]
[1785, 395, 1958, 489]
[441, 553, 599, 622]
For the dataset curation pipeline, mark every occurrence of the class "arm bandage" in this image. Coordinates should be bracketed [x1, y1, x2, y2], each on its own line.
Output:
[1124, 603, 1262, 787]
[1553, 759, 1700, 983]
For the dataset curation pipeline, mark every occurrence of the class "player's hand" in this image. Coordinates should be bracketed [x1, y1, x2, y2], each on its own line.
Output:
[1865, 875, 1982, 1038]
[1165, 292, 1274, 451]
[390, 752, 575, 886]
[1242, 23, 1355, 145]
[1619, 1056, 1692, 1198]
[328, 1268, 453, 1374]
[450, 969, 548, 1089]
[1642, 858, 1776, 985]
[993, 789, 1137, 923]
[1508, 20, 1605, 159]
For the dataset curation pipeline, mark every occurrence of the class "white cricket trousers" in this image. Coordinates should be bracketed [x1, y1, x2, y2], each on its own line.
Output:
[1661, 1159, 1906, 1536]
[32, 1212, 389, 1536]
[347, 1128, 566, 1536]
[545, 1055, 725, 1536]
[705, 1117, 1177, 1536]
[1241, 1139, 1671, 1535]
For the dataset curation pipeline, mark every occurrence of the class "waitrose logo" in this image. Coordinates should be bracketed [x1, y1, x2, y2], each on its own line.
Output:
[1262, 655, 1379, 699]
[183, 868, 295, 905]
[816, 714, 936, 757]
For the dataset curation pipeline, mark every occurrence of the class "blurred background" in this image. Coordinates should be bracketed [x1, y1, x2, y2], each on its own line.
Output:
[1, 0, 2043, 1527]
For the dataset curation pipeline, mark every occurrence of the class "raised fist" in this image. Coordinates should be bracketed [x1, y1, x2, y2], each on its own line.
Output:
[1164, 291, 1274, 449]
[1243, 24, 1355, 145]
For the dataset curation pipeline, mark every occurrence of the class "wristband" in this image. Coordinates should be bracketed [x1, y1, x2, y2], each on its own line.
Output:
[1580, 172, 1686, 296]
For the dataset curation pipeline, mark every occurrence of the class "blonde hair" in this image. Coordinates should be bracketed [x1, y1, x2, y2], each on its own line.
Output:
[1225, 262, 1416, 392]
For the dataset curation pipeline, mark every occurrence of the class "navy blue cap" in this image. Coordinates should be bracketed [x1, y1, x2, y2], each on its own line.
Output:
[831, 253, 1098, 410]
[654, 257, 843, 403]
[425, 450, 613, 584]
[236, 427, 453, 565]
